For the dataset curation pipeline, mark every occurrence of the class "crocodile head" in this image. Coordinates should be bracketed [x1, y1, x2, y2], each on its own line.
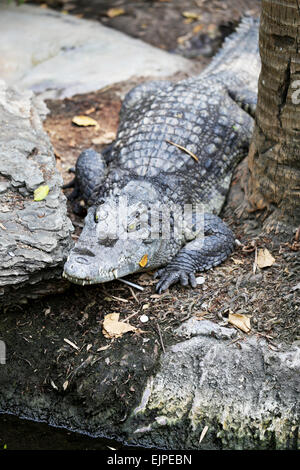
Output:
[63, 181, 182, 285]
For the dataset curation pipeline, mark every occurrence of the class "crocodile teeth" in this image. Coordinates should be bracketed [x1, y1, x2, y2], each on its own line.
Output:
[112, 269, 118, 279]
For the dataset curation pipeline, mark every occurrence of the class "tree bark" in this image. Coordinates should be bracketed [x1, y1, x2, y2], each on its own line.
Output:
[248, 0, 300, 234]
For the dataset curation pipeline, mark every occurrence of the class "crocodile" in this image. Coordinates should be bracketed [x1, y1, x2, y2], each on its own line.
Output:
[63, 17, 260, 294]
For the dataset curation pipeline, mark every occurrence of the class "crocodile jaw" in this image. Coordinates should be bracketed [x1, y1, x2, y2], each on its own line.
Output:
[63, 252, 144, 285]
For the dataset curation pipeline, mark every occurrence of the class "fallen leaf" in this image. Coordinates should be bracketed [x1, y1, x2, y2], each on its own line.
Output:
[34, 185, 49, 201]
[177, 34, 190, 45]
[207, 23, 217, 35]
[184, 18, 194, 24]
[72, 115, 99, 127]
[257, 248, 275, 268]
[193, 24, 203, 34]
[106, 7, 125, 18]
[0, 223, 7, 230]
[139, 254, 148, 268]
[63, 380, 68, 391]
[182, 11, 202, 21]
[92, 131, 116, 145]
[232, 258, 243, 265]
[228, 313, 251, 333]
[102, 313, 137, 339]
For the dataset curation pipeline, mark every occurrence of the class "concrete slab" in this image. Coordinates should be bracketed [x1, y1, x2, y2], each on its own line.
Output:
[0, 4, 194, 99]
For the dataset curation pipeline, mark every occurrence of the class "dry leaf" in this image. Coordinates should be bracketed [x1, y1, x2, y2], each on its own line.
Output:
[184, 18, 194, 24]
[0, 223, 7, 230]
[177, 34, 190, 45]
[72, 115, 99, 127]
[228, 313, 251, 333]
[63, 380, 68, 391]
[232, 258, 243, 265]
[92, 131, 116, 145]
[102, 313, 137, 339]
[257, 248, 275, 268]
[139, 254, 148, 268]
[34, 185, 49, 201]
[193, 24, 203, 34]
[182, 11, 202, 21]
[106, 7, 125, 18]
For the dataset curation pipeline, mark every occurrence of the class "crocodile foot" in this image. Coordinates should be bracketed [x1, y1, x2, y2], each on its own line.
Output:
[154, 268, 197, 294]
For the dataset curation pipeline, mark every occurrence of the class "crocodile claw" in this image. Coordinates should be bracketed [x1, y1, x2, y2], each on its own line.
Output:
[154, 268, 197, 294]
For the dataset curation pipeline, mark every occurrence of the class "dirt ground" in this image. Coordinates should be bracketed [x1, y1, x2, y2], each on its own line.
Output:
[28, 0, 261, 62]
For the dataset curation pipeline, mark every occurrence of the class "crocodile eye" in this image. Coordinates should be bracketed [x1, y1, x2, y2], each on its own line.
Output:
[95, 209, 108, 222]
[127, 222, 136, 232]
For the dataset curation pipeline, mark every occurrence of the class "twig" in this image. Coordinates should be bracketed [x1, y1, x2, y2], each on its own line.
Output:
[166, 139, 199, 162]
[128, 286, 139, 304]
[123, 311, 140, 323]
[118, 278, 144, 291]
[155, 321, 165, 354]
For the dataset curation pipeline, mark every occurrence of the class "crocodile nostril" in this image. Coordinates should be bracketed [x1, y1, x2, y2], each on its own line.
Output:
[73, 247, 96, 257]
[75, 256, 91, 265]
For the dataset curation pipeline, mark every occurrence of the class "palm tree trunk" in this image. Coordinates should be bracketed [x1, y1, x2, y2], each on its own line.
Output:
[248, 0, 300, 234]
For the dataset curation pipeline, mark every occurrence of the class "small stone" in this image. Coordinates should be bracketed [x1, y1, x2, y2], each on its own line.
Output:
[140, 315, 149, 323]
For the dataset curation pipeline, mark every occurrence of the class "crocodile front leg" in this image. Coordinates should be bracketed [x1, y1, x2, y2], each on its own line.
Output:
[154, 213, 235, 294]
[64, 148, 108, 213]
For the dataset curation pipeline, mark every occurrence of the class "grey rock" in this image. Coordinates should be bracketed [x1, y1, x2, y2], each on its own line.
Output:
[130, 320, 300, 449]
[0, 80, 73, 304]
[175, 318, 237, 340]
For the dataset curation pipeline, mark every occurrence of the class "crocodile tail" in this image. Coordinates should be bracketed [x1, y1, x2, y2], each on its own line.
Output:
[201, 16, 260, 84]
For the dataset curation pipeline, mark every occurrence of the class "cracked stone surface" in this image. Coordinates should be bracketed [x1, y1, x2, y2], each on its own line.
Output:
[0, 4, 195, 100]
[0, 80, 73, 304]
[129, 320, 300, 449]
